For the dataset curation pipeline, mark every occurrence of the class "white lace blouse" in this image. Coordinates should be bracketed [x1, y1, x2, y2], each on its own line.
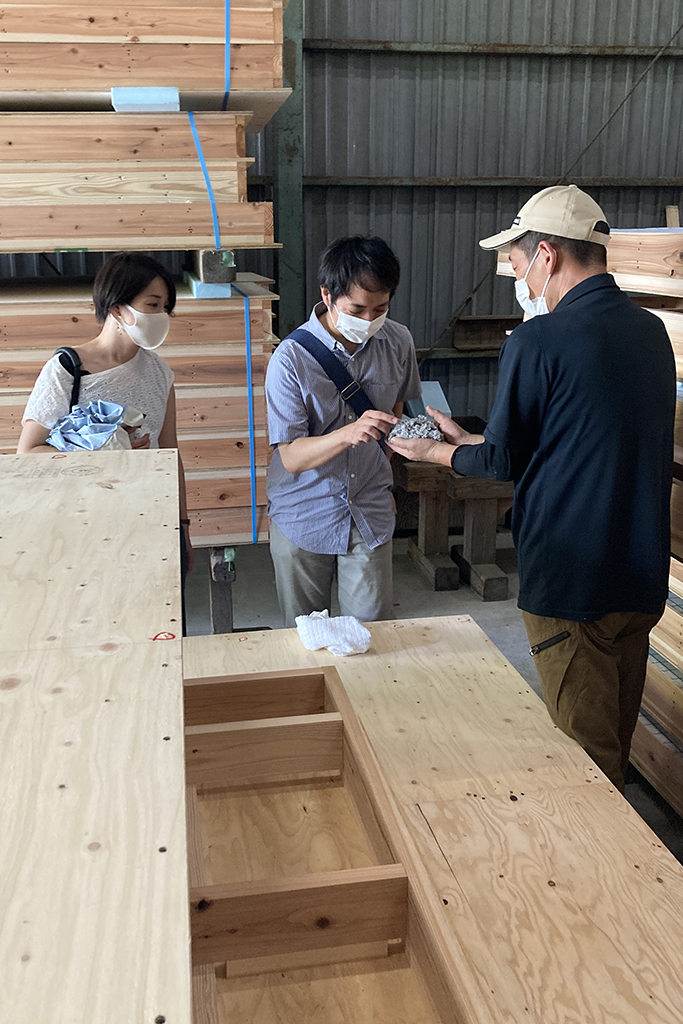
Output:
[22, 349, 175, 447]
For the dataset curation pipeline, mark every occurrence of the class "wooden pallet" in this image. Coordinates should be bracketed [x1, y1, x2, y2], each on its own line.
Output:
[0, 275, 275, 544]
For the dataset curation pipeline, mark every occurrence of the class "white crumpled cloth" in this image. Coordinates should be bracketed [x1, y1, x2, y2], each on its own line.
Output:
[295, 609, 371, 657]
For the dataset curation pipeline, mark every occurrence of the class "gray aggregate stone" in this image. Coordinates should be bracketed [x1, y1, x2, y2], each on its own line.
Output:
[388, 415, 444, 442]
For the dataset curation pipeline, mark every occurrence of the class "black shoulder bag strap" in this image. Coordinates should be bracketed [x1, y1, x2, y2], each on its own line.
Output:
[54, 346, 84, 411]
[288, 328, 388, 448]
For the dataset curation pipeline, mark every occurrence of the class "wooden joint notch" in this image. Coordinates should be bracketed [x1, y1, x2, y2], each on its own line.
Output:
[185, 712, 343, 786]
[183, 667, 327, 726]
[190, 864, 409, 966]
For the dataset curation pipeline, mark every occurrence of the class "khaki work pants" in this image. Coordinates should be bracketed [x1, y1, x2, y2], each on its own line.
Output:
[270, 520, 394, 628]
[522, 609, 663, 792]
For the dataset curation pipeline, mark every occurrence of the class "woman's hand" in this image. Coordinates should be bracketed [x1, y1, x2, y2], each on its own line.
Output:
[127, 429, 151, 449]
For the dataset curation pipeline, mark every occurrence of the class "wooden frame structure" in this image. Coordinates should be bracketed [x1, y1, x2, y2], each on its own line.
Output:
[183, 620, 683, 1024]
[5, 450, 683, 1022]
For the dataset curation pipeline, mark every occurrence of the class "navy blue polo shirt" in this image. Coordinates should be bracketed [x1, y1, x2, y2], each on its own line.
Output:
[452, 274, 675, 620]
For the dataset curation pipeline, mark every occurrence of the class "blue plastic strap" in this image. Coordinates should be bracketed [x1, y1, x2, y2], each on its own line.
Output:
[232, 285, 258, 544]
[222, 0, 231, 111]
[187, 110, 221, 249]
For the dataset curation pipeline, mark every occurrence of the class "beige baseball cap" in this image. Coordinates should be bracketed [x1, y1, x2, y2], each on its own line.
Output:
[479, 184, 610, 251]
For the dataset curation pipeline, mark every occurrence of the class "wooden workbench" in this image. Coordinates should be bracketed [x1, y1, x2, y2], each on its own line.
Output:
[184, 618, 683, 1024]
[393, 455, 514, 598]
[0, 450, 191, 1023]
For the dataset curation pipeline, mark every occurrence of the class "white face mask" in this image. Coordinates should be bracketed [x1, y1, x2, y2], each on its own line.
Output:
[514, 247, 551, 319]
[333, 305, 388, 347]
[119, 305, 170, 350]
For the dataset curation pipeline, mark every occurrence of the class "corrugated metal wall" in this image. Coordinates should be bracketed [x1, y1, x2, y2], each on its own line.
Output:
[247, 0, 683, 413]
[306, 0, 682, 48]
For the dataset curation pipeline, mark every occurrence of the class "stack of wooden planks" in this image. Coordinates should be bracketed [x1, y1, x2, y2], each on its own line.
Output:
[0, 111, 275, 251]
[0, 276, 275, 544]
[0, 0, 290, 128]
[633, 557, 683, 817]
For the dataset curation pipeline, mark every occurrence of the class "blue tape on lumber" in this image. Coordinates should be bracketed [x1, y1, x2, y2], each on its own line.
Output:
[187, 110, 221, 249]
[232, 284, 258, 544]
[222, 0, 231, 111]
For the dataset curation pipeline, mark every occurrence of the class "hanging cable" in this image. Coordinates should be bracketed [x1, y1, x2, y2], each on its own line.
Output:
[434, 18, 683, 352]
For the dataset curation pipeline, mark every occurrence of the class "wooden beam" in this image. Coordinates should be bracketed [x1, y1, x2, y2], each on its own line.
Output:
[643, 661, 683, 749]
[0, 111, 249, 160]
[185, 712, 343, 786]
[0, 5, 279, 45]
[0, 200, 274, 251]
[184, 668, 326, 726]
[220, 940, 390, 979]
[186, 785, 220, 1024]
[190, 865, 408, 965]
[0, 42, 281, 91]
[630, 714, 683, 819]
[188, 505, 270, 546]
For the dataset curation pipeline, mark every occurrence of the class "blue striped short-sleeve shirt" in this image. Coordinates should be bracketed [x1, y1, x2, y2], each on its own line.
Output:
[266, 303, 421, 554]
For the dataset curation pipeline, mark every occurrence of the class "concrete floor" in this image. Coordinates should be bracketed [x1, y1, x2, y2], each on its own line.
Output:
[185, 533, 683, 863]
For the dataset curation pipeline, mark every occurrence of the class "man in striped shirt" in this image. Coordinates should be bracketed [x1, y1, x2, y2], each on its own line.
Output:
[266, 236, 421, 627]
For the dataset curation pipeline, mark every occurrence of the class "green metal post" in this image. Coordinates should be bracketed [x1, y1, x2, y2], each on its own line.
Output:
[273, 0, 305, 338]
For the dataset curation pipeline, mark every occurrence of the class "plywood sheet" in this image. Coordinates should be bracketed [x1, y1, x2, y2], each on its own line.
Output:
[198, 780, 376, 886]
[1, 446, 190, 1024]
[215, 954, 431, 1024]
[184, 617, 683, 1024]
[0, 449, 182, 651]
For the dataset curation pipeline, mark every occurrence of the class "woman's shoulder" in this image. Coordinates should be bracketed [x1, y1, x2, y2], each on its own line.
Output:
[135, 347, 174, 387]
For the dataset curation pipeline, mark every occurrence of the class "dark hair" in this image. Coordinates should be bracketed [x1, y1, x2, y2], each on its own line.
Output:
[514, 231, 607, 268]
[318, 236, 401, 303]
[92, 252, 176, 323]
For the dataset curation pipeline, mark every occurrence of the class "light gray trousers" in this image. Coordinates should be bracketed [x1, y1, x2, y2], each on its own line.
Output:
[270, 520, 394, 627]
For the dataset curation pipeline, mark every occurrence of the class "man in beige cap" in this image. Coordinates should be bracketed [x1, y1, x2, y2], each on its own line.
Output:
[389, 184, 675, 792]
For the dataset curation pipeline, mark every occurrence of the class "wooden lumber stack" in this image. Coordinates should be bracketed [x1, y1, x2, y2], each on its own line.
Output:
[0, 0, 290, 128]
[632, 558, 683, 816]
[0, 112, 275, 251]
[0, 276, 275, 544]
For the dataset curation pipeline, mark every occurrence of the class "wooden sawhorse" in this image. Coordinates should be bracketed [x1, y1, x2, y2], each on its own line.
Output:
[394, 456, 513, 599]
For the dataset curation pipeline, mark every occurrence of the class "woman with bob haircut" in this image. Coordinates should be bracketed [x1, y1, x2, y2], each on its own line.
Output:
[18, 250, 194, 576]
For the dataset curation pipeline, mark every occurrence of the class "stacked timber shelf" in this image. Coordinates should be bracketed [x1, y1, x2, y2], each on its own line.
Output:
[0, 273, 274, 542]
[0, 0, 290, 546]
[0, 0, 289, 129]
[636, 557, 683, 817]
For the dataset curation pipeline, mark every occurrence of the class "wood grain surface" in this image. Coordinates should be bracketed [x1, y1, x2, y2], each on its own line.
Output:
[0, 199, 274, 251]
[184, 617, 683, 1024]
[198, 778, 376, 886]
[214, 954, 432, 1024]
[1, 448, 190, 1023]
[0, 450, 182, 650]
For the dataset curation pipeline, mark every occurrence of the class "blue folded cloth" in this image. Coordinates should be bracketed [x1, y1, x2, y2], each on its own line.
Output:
[48, 400, 126, 452]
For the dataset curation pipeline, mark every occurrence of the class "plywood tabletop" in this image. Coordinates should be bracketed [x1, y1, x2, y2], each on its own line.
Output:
[184, 617, 683, 1024]
[0, 450, 183, 651]
[1, 449, 191, 1024]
